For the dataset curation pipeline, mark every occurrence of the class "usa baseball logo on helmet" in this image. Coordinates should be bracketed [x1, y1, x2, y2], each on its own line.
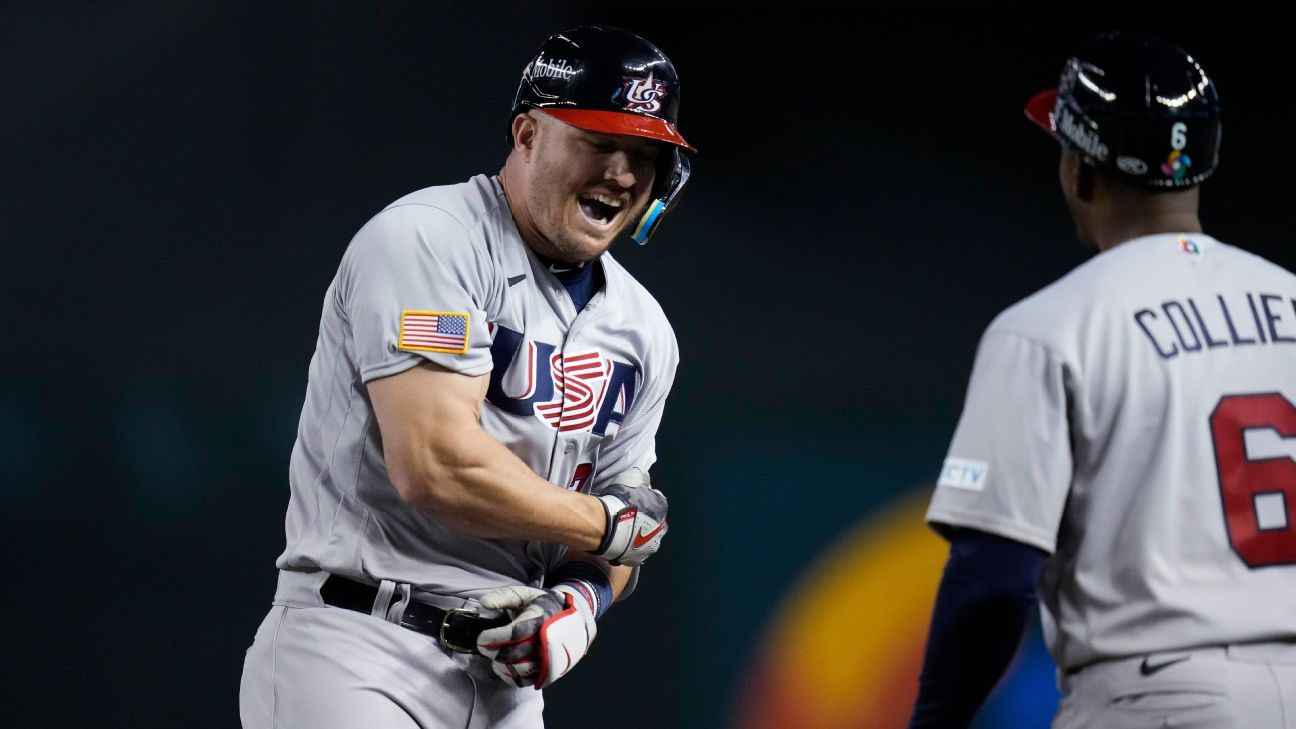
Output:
[617, 72, 668, 113]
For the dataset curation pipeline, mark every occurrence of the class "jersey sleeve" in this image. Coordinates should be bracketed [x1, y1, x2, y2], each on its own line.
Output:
[338, 204, 497, 382]
[925, 328, 1075, 553]
[589, 335, 679, 491]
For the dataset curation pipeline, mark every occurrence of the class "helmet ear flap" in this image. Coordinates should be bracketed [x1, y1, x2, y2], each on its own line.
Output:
[631, 149, 691, 245]
[661, 150, 691, 208]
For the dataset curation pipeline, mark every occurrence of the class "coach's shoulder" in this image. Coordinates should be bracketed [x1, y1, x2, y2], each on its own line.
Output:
[988, 273, 1086, 344]
[984, 252, 1117, 351]
[987, 237, 1178, 350]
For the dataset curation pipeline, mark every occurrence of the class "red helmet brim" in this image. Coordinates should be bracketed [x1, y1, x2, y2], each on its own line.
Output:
[540, 108, 697, 153]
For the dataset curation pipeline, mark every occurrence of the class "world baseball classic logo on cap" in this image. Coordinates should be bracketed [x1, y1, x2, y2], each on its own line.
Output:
[616, 72, 668, 113]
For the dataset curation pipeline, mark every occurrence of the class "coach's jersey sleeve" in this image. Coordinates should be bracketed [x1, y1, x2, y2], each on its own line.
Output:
[339, 204, 497, 382]
[926, 329, 1074, 553]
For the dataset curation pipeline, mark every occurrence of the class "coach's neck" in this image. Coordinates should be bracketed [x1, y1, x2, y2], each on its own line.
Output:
[1060, 150, 1204, 253]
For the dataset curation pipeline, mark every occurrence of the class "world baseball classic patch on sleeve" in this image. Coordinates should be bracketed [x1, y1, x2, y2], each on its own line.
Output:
[398, 311, 470, 354]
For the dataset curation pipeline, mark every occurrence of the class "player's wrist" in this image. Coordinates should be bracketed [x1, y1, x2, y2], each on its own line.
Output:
[566, 493, 608, 552]
[548, 561, 613, 620]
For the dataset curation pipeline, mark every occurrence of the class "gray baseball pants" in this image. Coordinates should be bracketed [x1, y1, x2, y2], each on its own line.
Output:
[239, 570, 544, 729]
[1053, 642, 1296, 729]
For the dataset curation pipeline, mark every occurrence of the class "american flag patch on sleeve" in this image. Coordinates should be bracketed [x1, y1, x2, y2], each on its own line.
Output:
[398, 311, 470, 354]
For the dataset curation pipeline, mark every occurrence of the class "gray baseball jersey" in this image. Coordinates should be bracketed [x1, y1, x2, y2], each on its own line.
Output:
[275, 173, 679, 598]
[927, 233, 1296, 671]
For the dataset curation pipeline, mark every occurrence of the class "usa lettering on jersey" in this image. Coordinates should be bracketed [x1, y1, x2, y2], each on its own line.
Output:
[486, 323, 638, 437]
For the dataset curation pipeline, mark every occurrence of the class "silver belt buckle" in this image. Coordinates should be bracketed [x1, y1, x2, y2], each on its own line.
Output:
[439, 607, 481, 653]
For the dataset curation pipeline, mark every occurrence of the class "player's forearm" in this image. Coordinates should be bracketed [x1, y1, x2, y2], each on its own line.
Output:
[908, 530, 1046, 729]
[606, 562, 632, 600]
[386, 423, 605, 550]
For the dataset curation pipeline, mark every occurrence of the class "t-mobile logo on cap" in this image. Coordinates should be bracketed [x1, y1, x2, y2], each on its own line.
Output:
[619, 72, 667, 113]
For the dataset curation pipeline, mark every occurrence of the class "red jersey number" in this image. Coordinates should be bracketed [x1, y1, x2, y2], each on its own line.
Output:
[1209, 393, 1296, 568]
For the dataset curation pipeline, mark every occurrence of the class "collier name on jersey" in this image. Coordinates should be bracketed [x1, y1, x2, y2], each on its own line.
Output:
[1135, 290, 1296, 360]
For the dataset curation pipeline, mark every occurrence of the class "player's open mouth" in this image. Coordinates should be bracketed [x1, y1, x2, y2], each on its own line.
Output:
[578, 192, 623, 226]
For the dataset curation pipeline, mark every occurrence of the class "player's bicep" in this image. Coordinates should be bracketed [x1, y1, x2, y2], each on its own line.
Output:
[926, 330, 1075, 553]
[367, 361, 489, 503]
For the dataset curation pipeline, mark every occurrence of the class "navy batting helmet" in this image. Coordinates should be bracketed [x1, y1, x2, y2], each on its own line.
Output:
[1025, 32, 1221, 189]
[509, 26, 694, 244]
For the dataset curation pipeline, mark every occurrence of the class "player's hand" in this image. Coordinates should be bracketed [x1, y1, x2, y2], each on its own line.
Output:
[589, 467, 668, 566]
[476, 584, 597, 690]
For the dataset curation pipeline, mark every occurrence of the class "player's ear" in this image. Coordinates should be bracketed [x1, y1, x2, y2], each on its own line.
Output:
[511, 112, 539, 157]
[1075, 163, 1096, 203]
[1058, 149, 1096, 205]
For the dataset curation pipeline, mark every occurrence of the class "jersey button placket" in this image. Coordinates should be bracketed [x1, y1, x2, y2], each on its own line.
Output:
[545, 339, 570, 480]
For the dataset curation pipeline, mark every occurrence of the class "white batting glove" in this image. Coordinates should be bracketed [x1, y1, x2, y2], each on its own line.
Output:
[476, 584, 597, 690]
[589, 468, 668, 566]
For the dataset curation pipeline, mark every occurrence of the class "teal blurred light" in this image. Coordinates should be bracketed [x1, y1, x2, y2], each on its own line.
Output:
[0, 393, 52, 498]
[113, 385, 207, 523]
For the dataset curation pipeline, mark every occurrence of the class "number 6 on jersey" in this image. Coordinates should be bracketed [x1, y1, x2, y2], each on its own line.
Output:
[1209, 392, 1296, 568]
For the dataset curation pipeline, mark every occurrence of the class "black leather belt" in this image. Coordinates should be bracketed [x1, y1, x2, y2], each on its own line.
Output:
[320, 575, 509, 654]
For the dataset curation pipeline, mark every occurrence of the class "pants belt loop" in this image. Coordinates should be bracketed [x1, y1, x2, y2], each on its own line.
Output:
[372, 579, 397, 619]
[386, 582, 412, 624]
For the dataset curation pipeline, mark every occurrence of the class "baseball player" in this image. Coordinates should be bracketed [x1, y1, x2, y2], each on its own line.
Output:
[239, 26, 694, 729]
[909, 33, 1296, 728]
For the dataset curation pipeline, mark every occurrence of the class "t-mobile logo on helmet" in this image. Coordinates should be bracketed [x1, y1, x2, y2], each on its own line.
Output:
[530, 58, 577, 80]
[1057, 106, 1109, 161]
[618, 72, 668, 113]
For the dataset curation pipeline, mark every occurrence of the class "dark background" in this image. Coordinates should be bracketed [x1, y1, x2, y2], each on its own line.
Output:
[3, 3, 1292, 727]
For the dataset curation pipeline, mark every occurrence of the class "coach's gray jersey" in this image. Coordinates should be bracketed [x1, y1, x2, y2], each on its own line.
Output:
[276, 174, 679, 599]
[927, 233, 1296, 671]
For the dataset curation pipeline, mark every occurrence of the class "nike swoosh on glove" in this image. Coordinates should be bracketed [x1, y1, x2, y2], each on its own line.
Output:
[590, 468, 669, 566]
[475, 584, 597, 689]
